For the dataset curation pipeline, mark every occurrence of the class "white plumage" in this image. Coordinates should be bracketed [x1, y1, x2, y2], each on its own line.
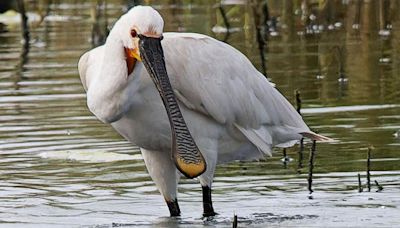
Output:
[78, 6, 331, 216]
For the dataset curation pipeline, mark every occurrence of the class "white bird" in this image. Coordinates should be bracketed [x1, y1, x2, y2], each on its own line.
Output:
[78, 6, 332, 217]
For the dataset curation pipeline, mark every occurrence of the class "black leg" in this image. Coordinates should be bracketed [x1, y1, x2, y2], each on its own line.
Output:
[202, 185, 216, 217]
[166, 199, 181, 217]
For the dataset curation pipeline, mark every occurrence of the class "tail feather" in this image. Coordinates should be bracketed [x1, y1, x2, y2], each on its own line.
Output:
[235, 124, 273, 157]
[301, 132, 335, 142]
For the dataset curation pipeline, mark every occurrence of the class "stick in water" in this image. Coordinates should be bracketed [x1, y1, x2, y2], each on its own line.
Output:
[295, 90, 301, 115]
[375, 180, 383, 192]
[282, 148, 288, 169]
[367, 146, 372, 192]
[357, 173, 363, 193]
[297, 138, 304, 173]
[296, 90, 304, 173]
[232, 212, 238, 228]
[308, 140, 316, 197]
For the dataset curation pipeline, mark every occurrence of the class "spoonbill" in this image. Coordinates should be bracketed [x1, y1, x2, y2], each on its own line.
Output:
[78, 5, 332, 217]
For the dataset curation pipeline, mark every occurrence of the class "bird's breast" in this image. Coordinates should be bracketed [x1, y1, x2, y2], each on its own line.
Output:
[110, 83, 173, 151]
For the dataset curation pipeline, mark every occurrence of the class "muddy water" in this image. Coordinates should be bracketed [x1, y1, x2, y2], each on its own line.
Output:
[0, 1, 399, 227]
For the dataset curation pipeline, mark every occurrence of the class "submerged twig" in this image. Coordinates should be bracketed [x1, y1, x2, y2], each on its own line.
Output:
[250, 0, 267, 77]
[297, 138, 304, 173]
[367, 147, 372, 192]
[296, 90, 304, 173]
[16, 0, 30, 82]
[308, 140, 316, 197]
[232, 213, 238, 228]
[295, 90, 301, 115]
[357, 173, 363, 193]
[335, 46, 346, 81]
[374, 180, 383, 192]
[282, 148, 288, 168]
[127, 0, 141, 10]
[91, 0, 109, 47]
[16, 0, 30, 44]
[218, 4, 230, 42]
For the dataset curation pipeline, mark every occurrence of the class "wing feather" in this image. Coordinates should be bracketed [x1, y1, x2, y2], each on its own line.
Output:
[162, 33, 314, 150]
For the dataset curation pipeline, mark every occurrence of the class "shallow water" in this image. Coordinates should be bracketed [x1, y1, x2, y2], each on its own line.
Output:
[0, 1, 399, 227]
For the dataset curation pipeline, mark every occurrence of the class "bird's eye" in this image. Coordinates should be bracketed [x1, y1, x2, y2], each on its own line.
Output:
[130, 29, 138, 38]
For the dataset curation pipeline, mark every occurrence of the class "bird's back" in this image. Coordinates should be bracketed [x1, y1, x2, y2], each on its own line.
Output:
[160, 33, 311, 156]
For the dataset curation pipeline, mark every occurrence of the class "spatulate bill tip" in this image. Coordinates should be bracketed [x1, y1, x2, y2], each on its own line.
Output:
[174, 155, 206, 179]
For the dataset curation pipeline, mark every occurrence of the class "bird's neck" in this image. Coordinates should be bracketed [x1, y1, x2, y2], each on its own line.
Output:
[86, 37, 134, 124]
[104, 37, 124, 60]
[100, 38, 127, 78]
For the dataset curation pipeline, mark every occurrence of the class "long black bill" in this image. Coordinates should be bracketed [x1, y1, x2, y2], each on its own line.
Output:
[138, 35, 206, 179]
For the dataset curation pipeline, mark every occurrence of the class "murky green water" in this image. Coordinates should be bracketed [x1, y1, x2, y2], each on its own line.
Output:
[0, 1, 399, 227]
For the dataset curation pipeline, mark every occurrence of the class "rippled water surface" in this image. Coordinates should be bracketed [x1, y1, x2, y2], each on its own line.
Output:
[1, 1, 399, 227]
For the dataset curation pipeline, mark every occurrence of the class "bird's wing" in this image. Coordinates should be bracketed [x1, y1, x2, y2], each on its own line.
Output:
[78, 45, 104, 92]
[162, 33, 314, 155]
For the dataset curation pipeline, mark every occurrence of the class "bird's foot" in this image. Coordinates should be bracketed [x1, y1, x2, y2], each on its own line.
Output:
[203, 202, 217, 217]
[203, 210, 218, 217]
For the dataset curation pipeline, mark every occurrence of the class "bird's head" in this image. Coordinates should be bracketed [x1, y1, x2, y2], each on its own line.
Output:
[111, 6, 164, 75]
